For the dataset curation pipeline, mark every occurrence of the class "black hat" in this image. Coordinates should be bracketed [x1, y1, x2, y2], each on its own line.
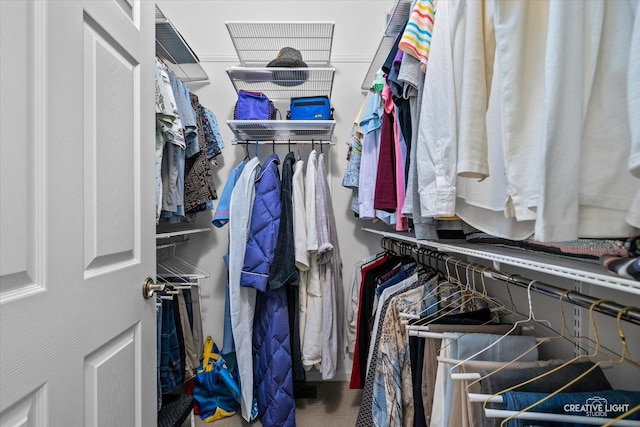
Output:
[267, 47, 308, 68]
[266, 47, 309, 87]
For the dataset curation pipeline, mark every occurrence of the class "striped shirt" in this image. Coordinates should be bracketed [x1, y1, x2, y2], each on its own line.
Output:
[398, 0, 436, 65]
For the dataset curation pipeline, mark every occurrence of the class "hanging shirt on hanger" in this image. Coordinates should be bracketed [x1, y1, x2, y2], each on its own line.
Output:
[228, 156, 260, 422]
[302, 150, 323, 371]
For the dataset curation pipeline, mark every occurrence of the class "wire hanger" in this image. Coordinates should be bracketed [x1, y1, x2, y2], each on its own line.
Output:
[461, 289, 580, 386]
[447, 279, 553, 376]
[157, 244, 210, 281]
[486, 302, 640, 427]
[603, 403, 640, 427]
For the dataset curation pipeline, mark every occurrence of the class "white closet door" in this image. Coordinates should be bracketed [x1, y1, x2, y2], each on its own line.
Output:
[0, 1, 156, 426]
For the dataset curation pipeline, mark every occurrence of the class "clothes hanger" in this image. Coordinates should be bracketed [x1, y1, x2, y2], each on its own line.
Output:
[467, 298, 629, 403]
[243, 142, 250, 160]
[500, 300, 640, 426]
[413, 246, 439, 278]
[486, 303, 640, 427]
[411, 268, 524, 354]
[426, 269, 535, 359]
[408, 257, 511, 328]
[371, 236, 398, 261]
[602, 403, 640, 427]
[402, 255, 482, 323]
[446, 279, 554, 377]
[460, 289, 578, 386]
[470, 298, 612, 407]
[157, 245, 210, 281]
[458, 290, 586, 386]
[402, 256, 469, 325]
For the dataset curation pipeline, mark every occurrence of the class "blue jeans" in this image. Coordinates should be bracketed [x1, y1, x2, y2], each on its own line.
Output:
[159, 298, 183, 394]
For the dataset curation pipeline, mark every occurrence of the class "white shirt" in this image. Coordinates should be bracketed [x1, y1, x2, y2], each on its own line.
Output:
[416, 0, 465, 218]
[535, 0, 640, 240]
[494, 0, 550, 222]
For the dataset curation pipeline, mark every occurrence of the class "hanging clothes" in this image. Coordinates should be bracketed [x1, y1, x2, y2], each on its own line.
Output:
[374, 85, 398, 213]
[292, 157, 309, 350]
[228, 157, 260, 422]
[268, 152, 305, 392]
[355, 268, 431, 427]
[156, 59, 186, 224]
[243, 153, 296, 427]
[184, 93, 217, 213]
[316, 152, 344, 380]
[214, 160, 246, 368]
[350, 254, 401, 389]
[302, 150, 322, 370]
[358, 92, 384, 219]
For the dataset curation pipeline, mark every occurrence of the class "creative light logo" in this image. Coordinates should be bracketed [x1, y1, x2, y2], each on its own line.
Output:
[564, 396, 630, 418]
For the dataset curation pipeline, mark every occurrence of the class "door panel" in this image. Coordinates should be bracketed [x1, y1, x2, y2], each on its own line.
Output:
[0, 0, 42, 302]
[0, 1, 156, 426]
[84, 325, 139, 427]
[83, 14, 137, 272]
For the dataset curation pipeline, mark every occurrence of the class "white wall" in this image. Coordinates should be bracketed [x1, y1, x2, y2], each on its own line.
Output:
[156, 0, 392, 380]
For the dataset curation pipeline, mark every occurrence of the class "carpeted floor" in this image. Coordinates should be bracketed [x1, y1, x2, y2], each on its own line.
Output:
[193, 382, 362, 427]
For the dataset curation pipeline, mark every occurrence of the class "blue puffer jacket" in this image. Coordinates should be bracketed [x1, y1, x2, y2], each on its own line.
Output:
[241, 154, 295, 426]
[241, 154, 281, 293]
[253, 285, 295, 427]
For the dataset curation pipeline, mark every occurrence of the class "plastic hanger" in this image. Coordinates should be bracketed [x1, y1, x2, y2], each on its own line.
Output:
[412, 273, 524, 354]
[402, 258, 468, 326]
[243, 142, 250, 160]
[409, 257, 510, 328]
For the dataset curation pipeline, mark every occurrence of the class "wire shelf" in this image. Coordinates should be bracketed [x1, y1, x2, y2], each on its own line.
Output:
[361, 0, 413, 89]
[362, 227, 640, 296]
[155, 5, 208, 82]
[384, 0, 413, 36]
[227, 120, 335, 142]
[226, 67, 335, 99]
[226, 21, 335, 65]
[361, 36, 396, 90]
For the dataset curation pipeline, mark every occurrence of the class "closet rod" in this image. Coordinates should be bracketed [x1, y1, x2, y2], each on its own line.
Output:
[380, 237, 640, 326]
[235, 140, 335, 145]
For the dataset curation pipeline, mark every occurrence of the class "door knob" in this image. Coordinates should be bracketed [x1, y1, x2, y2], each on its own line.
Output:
[142, 277, 164, 299]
